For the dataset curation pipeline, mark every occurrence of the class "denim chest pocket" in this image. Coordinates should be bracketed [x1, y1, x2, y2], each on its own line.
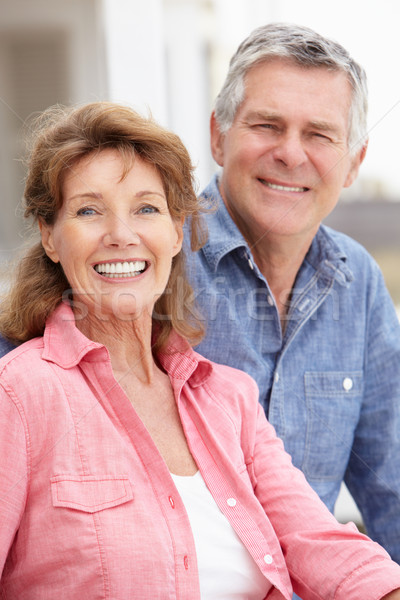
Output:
[302, 371, 363, 481]
[50, 474, 133, 513]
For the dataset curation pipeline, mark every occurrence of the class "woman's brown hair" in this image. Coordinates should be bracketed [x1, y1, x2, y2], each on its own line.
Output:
[0, 102, 207, 350]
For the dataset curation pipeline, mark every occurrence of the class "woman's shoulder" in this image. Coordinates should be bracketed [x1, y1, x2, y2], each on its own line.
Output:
[0, 336, 46, 386]
[191, 347, 261, 410]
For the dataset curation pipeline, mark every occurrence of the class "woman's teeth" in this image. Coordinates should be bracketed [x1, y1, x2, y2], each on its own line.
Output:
[94, 261, 146, 278]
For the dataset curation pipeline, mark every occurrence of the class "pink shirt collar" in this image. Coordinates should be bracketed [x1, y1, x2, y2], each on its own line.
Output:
[42, 302, 213, 386]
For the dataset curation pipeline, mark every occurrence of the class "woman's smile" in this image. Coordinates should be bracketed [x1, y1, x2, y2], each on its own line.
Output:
[93, 259, 148, 279]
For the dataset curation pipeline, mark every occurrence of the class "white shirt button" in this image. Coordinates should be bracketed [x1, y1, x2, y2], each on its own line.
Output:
[274, 372, 279, 383]
[248, 258, 254, 270]
[267, 295, 274, 306]
[227, 498, 237, 507]
[343, 377, 353, 391]
[263, 554, 273, 564]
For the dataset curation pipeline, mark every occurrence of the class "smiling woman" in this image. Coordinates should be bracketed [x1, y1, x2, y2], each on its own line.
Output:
[39, 149, 184, 327]
[0, 102, 205, 351]
[1, 102, 400, 600]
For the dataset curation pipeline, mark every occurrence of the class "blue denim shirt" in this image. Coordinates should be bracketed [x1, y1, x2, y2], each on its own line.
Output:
[0, 335, 15, 356]
[186, 175, 400, 563]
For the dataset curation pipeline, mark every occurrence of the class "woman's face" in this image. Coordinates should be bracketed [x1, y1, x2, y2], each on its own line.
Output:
[40, 148, 183, 321]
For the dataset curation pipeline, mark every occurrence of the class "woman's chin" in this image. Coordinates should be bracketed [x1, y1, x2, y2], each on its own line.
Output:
[97, 303, 151, 323]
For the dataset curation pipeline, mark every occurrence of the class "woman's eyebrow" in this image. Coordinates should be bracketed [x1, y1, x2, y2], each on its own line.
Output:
[135, 190, 166, 198]
[66, 191, 103, 202]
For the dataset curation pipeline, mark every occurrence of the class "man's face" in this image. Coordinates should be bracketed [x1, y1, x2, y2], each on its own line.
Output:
[211, 58, 366, 252]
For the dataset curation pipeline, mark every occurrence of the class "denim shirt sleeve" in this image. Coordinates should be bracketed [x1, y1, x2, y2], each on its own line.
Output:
[344, 261, 400, 561]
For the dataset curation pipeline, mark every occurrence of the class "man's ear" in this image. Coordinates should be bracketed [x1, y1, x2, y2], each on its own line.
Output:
[344, 140, 368, 188]
[38, 220, 60, 263]
[210, 111, 225, 167]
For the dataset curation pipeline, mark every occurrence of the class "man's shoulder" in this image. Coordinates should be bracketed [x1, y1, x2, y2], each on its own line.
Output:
[319, 224, 381, 273]
[321, 224, 372, 255]
[0, 334, 17, 358]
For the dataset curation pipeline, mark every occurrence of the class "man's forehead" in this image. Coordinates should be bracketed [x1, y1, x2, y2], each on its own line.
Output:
[239, 60, 352, 126]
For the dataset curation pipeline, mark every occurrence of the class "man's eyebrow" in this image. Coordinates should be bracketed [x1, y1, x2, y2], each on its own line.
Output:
[244, 111, 342, 134]
[244, 110, 282, 122]
[308, 120, 341, 135]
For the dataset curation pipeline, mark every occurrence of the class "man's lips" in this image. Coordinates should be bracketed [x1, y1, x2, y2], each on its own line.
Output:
[93, 260, 147, 278]
[258, 178, 309, 193]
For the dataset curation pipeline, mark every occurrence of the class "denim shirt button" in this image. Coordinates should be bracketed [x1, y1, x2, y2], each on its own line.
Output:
[267, 295, 274, 307]
[274, 372, 280, 383]
[247, 258, 254, 270]
[343, 377, 353, 391]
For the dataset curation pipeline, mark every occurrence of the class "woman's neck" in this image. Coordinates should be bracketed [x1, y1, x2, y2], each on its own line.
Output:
[75, 310, 156, 383]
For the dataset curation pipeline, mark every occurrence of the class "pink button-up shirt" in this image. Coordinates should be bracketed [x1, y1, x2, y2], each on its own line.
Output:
[1, 303, 400, 599]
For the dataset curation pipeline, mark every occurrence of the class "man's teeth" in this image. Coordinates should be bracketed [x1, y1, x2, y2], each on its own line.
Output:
[264, 181, 307, 193]
[94, 261, 146, 278]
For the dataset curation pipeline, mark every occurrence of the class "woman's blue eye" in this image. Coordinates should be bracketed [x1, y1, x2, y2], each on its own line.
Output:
[77, 207, 96, 216]
[139, 205, 158, 214]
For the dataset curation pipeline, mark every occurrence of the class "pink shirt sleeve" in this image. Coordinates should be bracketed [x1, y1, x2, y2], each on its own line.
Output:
[247, 401, 400, 600]
[0, 383, 29, 575]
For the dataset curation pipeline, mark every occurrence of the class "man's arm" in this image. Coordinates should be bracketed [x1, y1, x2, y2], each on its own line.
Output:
[346, 266, 400, 562]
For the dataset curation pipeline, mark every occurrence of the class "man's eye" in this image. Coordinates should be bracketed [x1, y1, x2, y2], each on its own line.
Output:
[313, 132, 331, 141]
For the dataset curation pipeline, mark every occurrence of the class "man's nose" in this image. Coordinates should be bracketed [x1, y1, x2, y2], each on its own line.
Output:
[271, 132, 308, 169]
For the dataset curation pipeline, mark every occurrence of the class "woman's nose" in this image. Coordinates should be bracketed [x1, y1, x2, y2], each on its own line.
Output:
[103, 214, 140, 247]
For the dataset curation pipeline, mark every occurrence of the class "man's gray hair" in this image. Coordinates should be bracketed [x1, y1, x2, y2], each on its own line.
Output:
[214, 23, 368, 153]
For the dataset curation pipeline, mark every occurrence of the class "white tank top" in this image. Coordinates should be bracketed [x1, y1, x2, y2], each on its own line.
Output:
[171, 470, 271, 599]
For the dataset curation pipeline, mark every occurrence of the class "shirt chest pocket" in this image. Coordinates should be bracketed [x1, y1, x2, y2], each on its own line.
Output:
[302, 371, 363, 482]
[50, 474, 133, 512]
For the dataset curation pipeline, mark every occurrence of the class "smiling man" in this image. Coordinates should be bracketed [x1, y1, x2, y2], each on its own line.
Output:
[186, 23, 400, 566]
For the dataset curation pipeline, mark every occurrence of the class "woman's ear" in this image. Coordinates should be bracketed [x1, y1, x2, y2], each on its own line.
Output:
[172, 216, 185, 257]
[38, 220, 60, 263]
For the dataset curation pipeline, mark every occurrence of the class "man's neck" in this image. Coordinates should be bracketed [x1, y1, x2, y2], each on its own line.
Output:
[251, 234, 313, 324]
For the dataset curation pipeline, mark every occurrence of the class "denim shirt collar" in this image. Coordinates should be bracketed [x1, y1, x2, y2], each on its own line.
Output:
[200, 173, 354, 288]
[305, 225, 354, 288]
[200, 174, 249, 273]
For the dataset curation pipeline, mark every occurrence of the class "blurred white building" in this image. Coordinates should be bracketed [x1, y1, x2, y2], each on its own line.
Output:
[0, 0, 259, 254]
